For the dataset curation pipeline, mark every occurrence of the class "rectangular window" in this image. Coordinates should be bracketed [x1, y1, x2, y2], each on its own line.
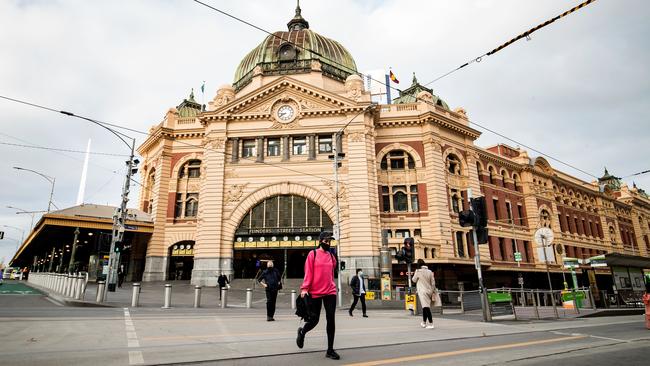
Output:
[318, 135, 332, 153]
[505, 202, 512, 222]
[456, 231, 465, 257]
[382, 186, 390, 212]
[414, 229, 422, 237]
[498, 237, 506, 261]
[242, 139, 256, 158]
[184, 193, 198, 217]
[279, 195, 292, 227]
[493, 198, 500, 220]
[395, 229, 410, 238]
[174, 193, 183, 218]
[292, 136, 306, 155]
[264, 196, 278, 228]
[451, 189, 460, 213]
[558, 214, 565, 231]
[267, 138, 280, 156]
[410, 185, 419, 212]
[188, 166, 200, 178]
[517, 205, 524, 225]
[293, 196, 306, 227]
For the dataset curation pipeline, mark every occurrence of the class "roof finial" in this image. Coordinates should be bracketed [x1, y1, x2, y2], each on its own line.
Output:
[288, 0, 309, 31]
[412, 72, 418, 85]
[189, 88, 195, 102]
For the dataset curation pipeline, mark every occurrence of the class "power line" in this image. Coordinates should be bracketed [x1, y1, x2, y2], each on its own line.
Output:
[0, 141, 130, 157]
[190, 0, 599, 179]
[423, 0, 597, 86]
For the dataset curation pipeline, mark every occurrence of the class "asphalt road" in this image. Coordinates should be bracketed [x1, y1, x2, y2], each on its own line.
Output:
[1, 282, 648, 366]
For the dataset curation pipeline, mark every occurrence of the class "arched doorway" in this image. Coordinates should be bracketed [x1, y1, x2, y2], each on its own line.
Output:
[233, 194, 334, 279]
[167, 241, 194, 280]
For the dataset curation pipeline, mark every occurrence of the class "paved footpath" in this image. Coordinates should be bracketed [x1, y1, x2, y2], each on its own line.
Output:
[1, 283, 648, 366]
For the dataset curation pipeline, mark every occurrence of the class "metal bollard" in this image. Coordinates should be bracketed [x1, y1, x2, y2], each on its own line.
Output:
[131, 283, 141, 307]
[221, 288, 228, 308]
[291, 290, 297, 310]
[96, 281, 106, 303]
[56, 274, 63, 294]
[81, 273, 88, 297]
[246, 288, 252, 309]
[162, 284, 172, 309]
[71, 274, 78, 299]
[75, 275, 84, 300]
[194, 286, 202, 308]
[67, 274, 74, 297]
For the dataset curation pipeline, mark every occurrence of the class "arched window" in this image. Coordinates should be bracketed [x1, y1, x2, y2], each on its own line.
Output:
[512, 173, 520, 191]
[424, 247, 429, 259]
[380, 150, 415, 171]
[184, 194, 199, 217]
[381, 185, 419, 212]
[488, 166, 495, 185]
[446, 154, 462, 175]
[609, 226, 616, 243]
[392, 187, 409, 212]
[179, 159, 201, 178]
[540, 209, 551, 228]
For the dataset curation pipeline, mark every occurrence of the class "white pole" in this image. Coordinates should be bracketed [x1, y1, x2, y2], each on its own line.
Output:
[76, 138, 91, 205]
[334, 133, 342, 308]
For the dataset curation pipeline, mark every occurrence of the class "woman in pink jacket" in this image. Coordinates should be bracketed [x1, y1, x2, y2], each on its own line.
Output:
[296, 231, 340, 360]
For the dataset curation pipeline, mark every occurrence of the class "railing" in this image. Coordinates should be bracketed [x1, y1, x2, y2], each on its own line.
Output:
[27, 272, 88, 300]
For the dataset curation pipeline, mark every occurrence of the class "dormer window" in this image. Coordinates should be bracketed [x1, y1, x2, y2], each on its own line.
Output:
[279, 44, 297, 61]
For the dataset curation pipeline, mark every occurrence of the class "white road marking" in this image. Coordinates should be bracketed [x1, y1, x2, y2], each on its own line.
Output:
[123, 307, 143, 365]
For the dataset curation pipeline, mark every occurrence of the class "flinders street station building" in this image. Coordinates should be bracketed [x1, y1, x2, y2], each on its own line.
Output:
[126, 6, 650, 294]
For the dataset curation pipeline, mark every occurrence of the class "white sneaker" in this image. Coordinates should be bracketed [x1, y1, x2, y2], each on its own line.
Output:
[426, 323, 435, 329]
[420, 322, 427, 328]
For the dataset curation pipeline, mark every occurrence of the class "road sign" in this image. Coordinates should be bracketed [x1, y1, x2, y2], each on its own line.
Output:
[514, 252, 522, 262]
[518, 275, 524, 285]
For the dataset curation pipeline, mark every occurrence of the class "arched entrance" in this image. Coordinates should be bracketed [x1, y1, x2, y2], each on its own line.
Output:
[233, 194, 334, 279]
[167, 241, 194, 280]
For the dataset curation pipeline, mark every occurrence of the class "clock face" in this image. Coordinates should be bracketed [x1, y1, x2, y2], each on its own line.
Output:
[277, 105, 294, 121]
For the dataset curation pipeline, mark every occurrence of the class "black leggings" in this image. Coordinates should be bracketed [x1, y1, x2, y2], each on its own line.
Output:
[302, 294, 336, 351]
[422, 307, 432, 323]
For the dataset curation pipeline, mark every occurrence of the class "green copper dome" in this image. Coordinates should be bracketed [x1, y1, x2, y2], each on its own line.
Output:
[233, 4, 357, 90]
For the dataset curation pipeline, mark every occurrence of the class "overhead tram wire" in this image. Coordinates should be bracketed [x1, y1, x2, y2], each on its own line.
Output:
[0, 94, 377, 192]
[191, 0, 600, 180]
[0, 141, 130, 157]
[423, 0, 597, 87]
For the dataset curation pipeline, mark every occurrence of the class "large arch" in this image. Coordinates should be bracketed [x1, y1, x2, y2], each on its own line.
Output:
[224, 182, 336, 278]
[375, 143, 424, 169]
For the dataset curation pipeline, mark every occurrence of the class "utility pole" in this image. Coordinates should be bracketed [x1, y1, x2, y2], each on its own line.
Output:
[103, 138, 137, 301]
[332, 132, 343, 308]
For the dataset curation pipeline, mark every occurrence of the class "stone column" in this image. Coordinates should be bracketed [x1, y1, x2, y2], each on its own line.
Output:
[308, 134, 316, 160]
[281, 135, 290, 161]
[192, 130, 228, 286]
[231, 138, 239, 163]
[256, 137, 264, 163]
[143, 141, 173, 281]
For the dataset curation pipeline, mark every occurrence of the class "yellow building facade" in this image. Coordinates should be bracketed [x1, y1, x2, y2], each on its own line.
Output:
[137, 6, 650, 289]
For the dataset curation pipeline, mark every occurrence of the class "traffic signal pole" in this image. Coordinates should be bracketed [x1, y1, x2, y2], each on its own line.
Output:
[467, 188, 491, 322]
[103, 138, 136, 302]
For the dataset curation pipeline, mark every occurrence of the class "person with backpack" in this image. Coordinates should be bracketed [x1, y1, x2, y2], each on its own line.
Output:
[296, 231, 340, 360]
[349, 268, 368, 317]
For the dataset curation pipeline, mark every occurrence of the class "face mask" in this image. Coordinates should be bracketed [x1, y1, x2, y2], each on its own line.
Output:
[320, 242, 331, 251]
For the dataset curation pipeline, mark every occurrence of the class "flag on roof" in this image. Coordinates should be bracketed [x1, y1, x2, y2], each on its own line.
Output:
[389, 70, 399, 84]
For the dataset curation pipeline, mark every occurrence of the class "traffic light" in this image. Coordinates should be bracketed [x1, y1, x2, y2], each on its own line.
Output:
[459, 210, 475, 227]
[476, 227, 489, 244]
[471, 197, 487, 228]
[340, 261, 346, 271]
[401, 237, 414, 264]
[114, 242, 123, 253]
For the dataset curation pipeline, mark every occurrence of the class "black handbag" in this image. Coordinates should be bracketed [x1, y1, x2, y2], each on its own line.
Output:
[295, 293, 315, 321]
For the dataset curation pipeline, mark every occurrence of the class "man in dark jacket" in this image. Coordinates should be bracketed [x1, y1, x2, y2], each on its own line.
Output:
[259, 260, 282, 321]
[217, 273, 229, 300]
[349, 268, 368, 317]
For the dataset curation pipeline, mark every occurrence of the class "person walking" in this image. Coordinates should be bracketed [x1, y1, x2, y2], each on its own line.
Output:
[259, 260, 282, 321]
[117, 265, 125, 288]
[412, 259, 436, 329]
[296, 231, 340, 360]
[349, 268, 367, 317]
[217, 273, 229, 300]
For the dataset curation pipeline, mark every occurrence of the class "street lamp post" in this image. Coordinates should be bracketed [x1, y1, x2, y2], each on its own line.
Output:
[6, 206, 46, 232]
[13, 167, 56, 212]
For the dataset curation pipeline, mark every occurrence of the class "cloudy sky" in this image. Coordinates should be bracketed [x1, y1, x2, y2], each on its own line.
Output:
[1, 0, 648, 264]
